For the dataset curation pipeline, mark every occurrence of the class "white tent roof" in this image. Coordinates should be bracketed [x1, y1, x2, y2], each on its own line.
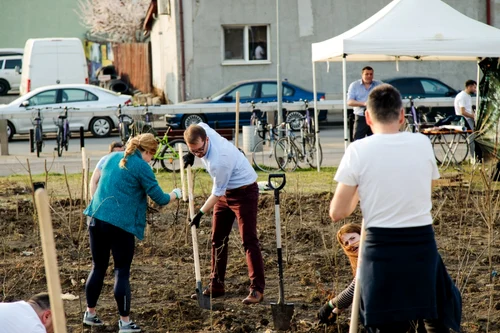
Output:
[312, 0, 500, 62]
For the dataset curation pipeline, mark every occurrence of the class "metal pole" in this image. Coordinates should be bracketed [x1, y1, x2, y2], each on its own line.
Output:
[276, 0, 283, 136]
[342, 56, 348, 150]
[312, 62, 320, 172]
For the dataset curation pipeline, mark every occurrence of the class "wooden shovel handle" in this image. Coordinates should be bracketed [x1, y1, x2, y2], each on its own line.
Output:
[35, 189, 68, 333]
[186, 166, 202, 283]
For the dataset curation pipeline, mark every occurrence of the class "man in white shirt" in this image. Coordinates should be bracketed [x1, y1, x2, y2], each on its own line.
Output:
[0, 292, 53, 333]
[254, 43, 265, 60]
[454, 79, 477, 161]
[183, 123, 265, 305]
[454, 79, 477, 130]
[329, 84, 461, 333]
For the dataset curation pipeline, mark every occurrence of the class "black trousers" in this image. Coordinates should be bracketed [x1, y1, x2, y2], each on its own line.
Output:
[86, 218, 135, 317]
[353, 115, 372, 141]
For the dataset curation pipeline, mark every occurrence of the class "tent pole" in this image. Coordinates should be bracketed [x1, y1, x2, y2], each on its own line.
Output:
[342, 55, 348, 150]
[476, 58, 480, 115]
[312, 61, 320, 172]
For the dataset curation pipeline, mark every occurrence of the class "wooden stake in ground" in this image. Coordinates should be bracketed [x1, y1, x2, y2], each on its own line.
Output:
[178, 143, 187, 201]
[34, 188, 68, 333]
[349, 219, 366, 333]
[235, 91, 240, 148]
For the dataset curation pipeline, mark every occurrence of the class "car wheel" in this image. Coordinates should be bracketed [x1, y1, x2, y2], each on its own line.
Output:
[0, 80, 10, 96]
[286, 111, 303, 131]
[89, 117, 113, 137]
[7, 121, 14, 141]
[182, 114, 205, 129]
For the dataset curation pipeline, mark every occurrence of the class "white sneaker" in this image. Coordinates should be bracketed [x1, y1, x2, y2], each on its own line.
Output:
[119, 320, 141, 333]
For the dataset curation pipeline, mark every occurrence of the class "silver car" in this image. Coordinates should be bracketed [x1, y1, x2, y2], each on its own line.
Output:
[0, 83, 132, 140]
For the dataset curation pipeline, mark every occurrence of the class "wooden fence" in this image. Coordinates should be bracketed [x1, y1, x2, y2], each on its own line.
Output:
[112, 43, 152, 94]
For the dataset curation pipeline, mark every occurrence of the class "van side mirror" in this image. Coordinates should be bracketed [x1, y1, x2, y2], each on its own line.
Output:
[14, 66, 21, 74]
[221, 95, 233, 102]
[21, 100, 29, 107]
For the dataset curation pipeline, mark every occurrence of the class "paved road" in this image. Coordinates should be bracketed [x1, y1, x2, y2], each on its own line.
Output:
[0, 124, 348, 176]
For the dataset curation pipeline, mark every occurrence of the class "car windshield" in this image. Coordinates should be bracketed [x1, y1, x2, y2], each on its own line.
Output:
[208, 83, 240, 100]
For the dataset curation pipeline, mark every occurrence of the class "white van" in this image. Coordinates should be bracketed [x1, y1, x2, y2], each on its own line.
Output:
[20, 38, 88, 95]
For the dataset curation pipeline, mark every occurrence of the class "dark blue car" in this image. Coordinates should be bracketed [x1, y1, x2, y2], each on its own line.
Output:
[167, 79, 327, 129]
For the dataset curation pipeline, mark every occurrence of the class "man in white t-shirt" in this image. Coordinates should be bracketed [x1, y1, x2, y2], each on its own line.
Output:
[454, 79, 477, 130]
[254, 43, 265, 60]
[329, 84, 461, 333]
[0, 292, 53, 333]
[454, 79, 477, 160]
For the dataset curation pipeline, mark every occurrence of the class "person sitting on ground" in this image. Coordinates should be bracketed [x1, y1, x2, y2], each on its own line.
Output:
[89, 141, 125, 198]
[0, 292, 53, 333]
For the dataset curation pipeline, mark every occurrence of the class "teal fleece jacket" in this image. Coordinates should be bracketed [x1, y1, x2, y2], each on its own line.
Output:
[84, 150, 171, 239]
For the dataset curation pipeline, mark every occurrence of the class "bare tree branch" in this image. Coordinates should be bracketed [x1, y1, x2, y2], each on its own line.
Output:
[75, 0, 150, 43]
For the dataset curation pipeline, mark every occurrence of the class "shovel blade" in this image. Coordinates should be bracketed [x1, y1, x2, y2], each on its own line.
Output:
[271, 302, 294, 331]
[196, 288, 212, 310]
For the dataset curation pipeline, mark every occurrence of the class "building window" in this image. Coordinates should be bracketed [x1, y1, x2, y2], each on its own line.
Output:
[222, 25, 270, 64]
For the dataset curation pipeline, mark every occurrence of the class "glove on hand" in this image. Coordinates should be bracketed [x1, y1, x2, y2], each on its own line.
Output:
[318, 303, 337, 324]
[189, 211, 204, 228]
[171, 188, 182, 199]
[183, 152, 195, 168]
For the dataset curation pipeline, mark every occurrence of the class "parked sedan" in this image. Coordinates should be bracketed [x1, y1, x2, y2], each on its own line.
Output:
[168, 79, 327, 129]
[0, 84, 132, 140]
[383, 77, 460, 120]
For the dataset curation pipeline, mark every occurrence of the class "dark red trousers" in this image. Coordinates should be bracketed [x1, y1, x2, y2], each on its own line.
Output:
[211, 182, 265, 293]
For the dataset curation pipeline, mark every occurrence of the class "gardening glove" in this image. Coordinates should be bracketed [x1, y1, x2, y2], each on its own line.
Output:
[318, 302, 337, 324]
[171, 188, 182, 200]
[189, 210, 204, 228]
[183, 152, 195, 168]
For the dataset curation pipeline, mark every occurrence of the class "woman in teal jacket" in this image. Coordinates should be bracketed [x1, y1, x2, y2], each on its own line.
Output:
[83, 133, 181, 333]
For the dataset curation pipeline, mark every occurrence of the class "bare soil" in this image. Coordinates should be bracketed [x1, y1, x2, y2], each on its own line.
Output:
[0, 178, 499, 333]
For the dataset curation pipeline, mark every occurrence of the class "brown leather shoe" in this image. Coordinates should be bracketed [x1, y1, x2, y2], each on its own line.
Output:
[201, 283, 225, 298]
[242, 290, 264, 304]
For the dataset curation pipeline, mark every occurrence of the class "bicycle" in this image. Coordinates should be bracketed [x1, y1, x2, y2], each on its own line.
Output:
[130, 104, 157, 136]
[53, 106, 77, 157]
[150, 127, 188, 173]
[250, 104, 280, 172]
[28, 107, 48, 158]
[274, 105, 323, 172]
[402, 96, 430, 133]
[116, 104, 134, 144]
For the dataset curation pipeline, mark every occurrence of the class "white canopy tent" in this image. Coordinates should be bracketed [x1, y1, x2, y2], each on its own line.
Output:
[310, 0, 500, 171]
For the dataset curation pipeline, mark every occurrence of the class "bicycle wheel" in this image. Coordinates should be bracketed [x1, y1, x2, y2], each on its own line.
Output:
[160, 139, 188, 172]
[275, 138, 298, 172]
[302, 137, 323, 168]
[35, 126, 43, 158]
[119, 123, 129, 144]
[432, 133, 468, 165]
[252, 139, 280, 173]
[65, 132, 70, 151]
[56, 128, 63, 157]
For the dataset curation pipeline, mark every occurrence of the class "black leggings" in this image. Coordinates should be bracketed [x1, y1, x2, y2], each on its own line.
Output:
[86, 218, 135, 317]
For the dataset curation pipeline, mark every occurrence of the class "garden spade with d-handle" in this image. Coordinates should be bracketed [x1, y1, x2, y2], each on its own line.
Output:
[186, 165, 211, 310]
[268, 174, 294, 331]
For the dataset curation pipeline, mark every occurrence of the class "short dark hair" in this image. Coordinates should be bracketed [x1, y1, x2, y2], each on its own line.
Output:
[362, 66, 374, 73]
[109, 141, 124, 153]
[184, 125, 207, 144]
[465, 80, 477, 88]
[366, 84, 403, 124]
[28, 292, 51, 310]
